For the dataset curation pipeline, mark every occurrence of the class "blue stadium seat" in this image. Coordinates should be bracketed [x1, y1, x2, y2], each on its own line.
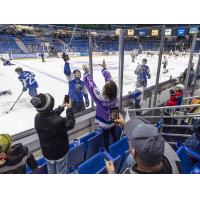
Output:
[176, 145, 193, 174]
[190, 162, 200, 174]
[85, 133, 104, 160]
[79, 131, 98, 144]
[109, 137, 129, 173]
[67, 143, 85, 173]
[176, 144, 200, 174]
[78, 152, 106, 174]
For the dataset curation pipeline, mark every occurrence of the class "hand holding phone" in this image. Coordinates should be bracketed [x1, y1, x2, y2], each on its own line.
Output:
[64, 95, 70, 104]
[110, 107, 119, 123]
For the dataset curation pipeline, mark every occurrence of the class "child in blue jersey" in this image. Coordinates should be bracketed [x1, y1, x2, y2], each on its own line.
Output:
[15, 67, 38, 97]
[63, 57, 89, 114]
[135, 58, 151, 88]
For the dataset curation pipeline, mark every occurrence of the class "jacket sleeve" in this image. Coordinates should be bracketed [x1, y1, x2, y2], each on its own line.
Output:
[102, 68, 112, 82]
[51, 108, 75, 131]
[64, 62, 73, 81]
[83, 72, 103, 105]
[65, 108, 75, 130]
[54, 106, 65, 116]
[23, 146, 38, 170]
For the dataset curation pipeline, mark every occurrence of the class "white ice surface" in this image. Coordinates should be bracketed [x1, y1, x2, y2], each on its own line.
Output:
[0, 54, 198, 135]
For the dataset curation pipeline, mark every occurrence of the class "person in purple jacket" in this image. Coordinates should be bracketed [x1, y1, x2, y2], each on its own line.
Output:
[82, 60, 119, 150]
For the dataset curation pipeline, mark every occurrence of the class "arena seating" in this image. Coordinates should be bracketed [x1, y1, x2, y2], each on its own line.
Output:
[176, 144, 200, 174]
[0, 34, 23, 53]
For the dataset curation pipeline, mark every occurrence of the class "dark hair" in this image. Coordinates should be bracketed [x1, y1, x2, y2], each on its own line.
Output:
[73, 69, 81, 74]
[15, 67, 23, 73]
[103, 80, 117, 100]
[143, 58, 147, 63]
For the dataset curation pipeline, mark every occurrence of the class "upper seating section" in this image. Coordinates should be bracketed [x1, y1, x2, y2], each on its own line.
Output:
[20, 36, 44, 53]
[0, 34, 200, 54]
[0, 34, 23, 54]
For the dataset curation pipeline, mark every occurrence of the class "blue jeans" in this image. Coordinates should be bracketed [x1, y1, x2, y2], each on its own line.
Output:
[45, 154, 68, 174]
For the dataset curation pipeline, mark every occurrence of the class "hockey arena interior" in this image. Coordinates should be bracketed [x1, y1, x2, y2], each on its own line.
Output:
[0, 24, 200, 174]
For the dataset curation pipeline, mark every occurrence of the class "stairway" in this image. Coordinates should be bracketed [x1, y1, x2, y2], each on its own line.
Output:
[15, 38, 29, 53]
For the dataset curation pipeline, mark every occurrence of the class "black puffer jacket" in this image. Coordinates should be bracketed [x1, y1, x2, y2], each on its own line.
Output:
[34, 107, 75, 160]
[0, 143, 38, 174]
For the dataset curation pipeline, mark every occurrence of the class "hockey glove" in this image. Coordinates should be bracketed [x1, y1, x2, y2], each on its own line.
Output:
[22, 87, 27, 92]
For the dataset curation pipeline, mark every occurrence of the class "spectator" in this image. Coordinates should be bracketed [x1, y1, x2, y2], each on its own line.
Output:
[30, 93, 75, 174]
[106, 115, 181, 174]
[82, 60, 119, 150]
[0, 133, 39, 174]
[184, 119, 200, 154]
[182, 63, 195, 88]
[64, 57, 90, 114]
[166, 89, 177, 106]
[174, 84, 184, 105]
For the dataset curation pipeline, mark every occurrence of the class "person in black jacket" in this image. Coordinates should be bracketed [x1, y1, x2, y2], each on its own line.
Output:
[0, 134, 39, 174]
[30, 93, 75, 174]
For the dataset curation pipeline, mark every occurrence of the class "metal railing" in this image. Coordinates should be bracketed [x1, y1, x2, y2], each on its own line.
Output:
[126, 103, 200, 133]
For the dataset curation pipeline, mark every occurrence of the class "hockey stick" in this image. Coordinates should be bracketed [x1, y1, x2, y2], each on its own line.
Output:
[3, 91, 24, 114]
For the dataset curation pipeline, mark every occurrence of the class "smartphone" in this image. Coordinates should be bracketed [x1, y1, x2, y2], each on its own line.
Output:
[110, 107, 119, 123]
[64, 95, 69, 104]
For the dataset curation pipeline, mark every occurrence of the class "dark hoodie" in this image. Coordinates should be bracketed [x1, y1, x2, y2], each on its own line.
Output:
[0, 143, 38, 174]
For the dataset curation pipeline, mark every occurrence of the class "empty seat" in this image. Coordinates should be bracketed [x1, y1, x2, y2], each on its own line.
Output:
[109, 137, 129, 173]
[78, 152, 105, 174]
[176, 145, 192, 174]
[67, 143, 85, 173]
[85, 133, 104, 160]
[79, 131, 98, 144]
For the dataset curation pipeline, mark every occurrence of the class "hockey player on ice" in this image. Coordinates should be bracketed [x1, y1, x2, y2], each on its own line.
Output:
[1, 58, 15, 66]
[169, 50, 173, 57]
[174, 50, 179, 59]
[131, 49, 139, 62]
[39, 52, 45, 62]
[15, 67, 38, 97]
[135, 58, 151, 88]
[0, 90, 12, 96]
[162, 56, 169, 73]
[64, 56, 90, 114]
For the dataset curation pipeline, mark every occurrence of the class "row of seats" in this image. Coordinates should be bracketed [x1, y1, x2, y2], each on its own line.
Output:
[2, 34, 200, 54]
[27, 125, 200, 174]
[27, 127, 123, 174]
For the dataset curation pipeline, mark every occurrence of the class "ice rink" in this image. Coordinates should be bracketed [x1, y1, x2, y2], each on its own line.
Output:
[0, 54, 198, 135]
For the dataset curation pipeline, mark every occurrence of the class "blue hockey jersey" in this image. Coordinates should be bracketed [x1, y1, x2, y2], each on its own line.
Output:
[18, 71, 38, 89]
[135, 64, 150, 81]
[64, 62, 89, 103]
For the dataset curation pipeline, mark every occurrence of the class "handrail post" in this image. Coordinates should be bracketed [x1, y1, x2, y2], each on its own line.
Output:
[183, 33, 197, 97]
[191, 54, 200, 97]
[118, 29, 125, 111]
[153, 25, 165, 108]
